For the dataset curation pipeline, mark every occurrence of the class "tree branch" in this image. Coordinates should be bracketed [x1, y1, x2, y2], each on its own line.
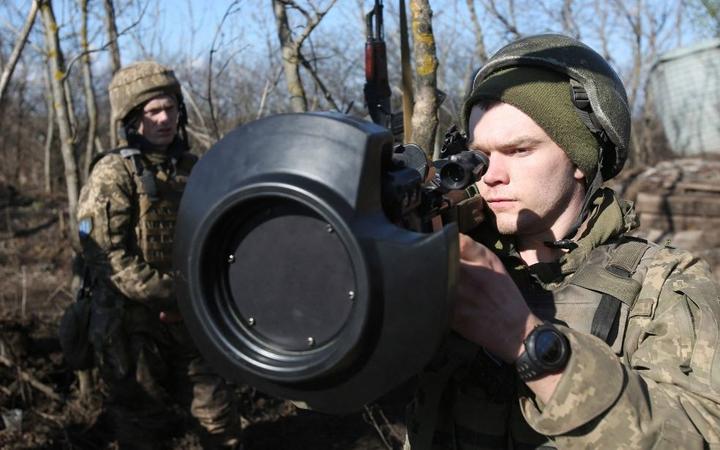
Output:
[207, 0, 244, 140]
[61, 3, 147, 82]
[299, 51, 339, 111]
[0, 0, 39, 105]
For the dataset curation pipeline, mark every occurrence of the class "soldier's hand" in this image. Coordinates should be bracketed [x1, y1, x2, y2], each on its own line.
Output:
[159, 310, 183, 323]
[451, 234, 542, 363]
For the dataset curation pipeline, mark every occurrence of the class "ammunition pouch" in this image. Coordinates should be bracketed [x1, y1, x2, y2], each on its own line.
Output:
[89, 288, 131, 381]
[58, 288, 94, 371]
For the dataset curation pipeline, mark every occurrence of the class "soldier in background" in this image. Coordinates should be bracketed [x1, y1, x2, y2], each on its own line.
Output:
[406, 34, 720, 449]
[76, 61, 241, 449]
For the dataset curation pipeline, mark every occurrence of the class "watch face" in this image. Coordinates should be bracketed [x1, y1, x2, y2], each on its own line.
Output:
[535, 329, 564, 366]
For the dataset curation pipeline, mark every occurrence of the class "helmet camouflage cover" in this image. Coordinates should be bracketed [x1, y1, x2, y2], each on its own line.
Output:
[109, 61, 182, 126]
[465, 34, 631, 180]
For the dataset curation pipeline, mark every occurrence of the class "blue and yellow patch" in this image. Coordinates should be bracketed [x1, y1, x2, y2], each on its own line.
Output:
[78, 217, 93, 239]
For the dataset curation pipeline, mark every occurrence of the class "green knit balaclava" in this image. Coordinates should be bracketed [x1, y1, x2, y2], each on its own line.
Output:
[462, 66, 601, 179]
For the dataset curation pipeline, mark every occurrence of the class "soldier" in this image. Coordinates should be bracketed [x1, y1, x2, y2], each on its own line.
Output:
[76, 61, 241, 449]
[405, 34, 720, 449]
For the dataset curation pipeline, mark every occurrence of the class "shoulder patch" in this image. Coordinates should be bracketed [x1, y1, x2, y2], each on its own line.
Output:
[78, 217, 93, 239]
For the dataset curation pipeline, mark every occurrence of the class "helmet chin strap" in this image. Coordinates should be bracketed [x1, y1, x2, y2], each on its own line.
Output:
[545, 151, 604, 250]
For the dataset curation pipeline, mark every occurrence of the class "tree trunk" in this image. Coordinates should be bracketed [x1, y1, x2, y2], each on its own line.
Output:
[80, 0, 98, 182]
[465, 0, 488, 64]
[12, 80, 27, 186]
[400, 0, 414, 143]
[273, 0, 308, 113]
[410, 0, 439, 157]
[0, 0, 39, 106]
[64, 70, 78, 146]
[103, 0, 122, 147]
[43, 61, 55, 194]
[103, 0, 122, 74]
[41, 0, 80, 245]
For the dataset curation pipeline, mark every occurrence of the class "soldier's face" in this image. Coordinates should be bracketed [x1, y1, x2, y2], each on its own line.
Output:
[138, 95, 179, 148]
[468, 102, 586, 239]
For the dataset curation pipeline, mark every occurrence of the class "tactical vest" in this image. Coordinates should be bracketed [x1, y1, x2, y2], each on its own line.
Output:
[119, 148, 195, 272]
[407, 236, 659, 450]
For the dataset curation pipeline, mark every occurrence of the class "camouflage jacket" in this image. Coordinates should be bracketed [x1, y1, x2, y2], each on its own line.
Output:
[407, 188, 720, 449]
[76, 148, 195, 307]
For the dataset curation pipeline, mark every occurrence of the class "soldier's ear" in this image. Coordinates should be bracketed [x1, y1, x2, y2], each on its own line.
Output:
[574, 167, 585, 182]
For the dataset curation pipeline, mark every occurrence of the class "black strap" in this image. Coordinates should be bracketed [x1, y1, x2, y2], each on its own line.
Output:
[119, 148, 159, 202]
[589, 239, 650, 343]
[590, 294, 622, 343]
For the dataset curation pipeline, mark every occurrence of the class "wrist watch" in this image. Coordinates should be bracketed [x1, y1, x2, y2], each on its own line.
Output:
[515, 322, 570, 382]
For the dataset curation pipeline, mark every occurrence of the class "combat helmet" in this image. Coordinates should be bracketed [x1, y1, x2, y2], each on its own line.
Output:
[466, 34, 631, 181]
[109, 60, 183, 128]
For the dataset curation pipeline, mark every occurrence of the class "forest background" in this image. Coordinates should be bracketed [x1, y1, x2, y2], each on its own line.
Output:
[0, 0, 718, 237]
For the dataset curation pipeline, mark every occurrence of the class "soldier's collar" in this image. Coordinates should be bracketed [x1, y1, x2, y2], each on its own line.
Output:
[557, 188, 630, 274]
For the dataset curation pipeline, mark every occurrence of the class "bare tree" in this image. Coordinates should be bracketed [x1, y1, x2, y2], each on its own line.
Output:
[104, 0, 122, 147]
[410, 0, 439, 156]
[612, 0, 643, 111]
[560, 0, 581, 39]
[272, 0, 337, 113]
[207, 0, 243, 140]
[40, 0, 80, 241]
[482, 0, 521, 38]
[103, 0, 122, 74]
[0, 0, 39, 106]
[465, 0, 488, 64]
[43, 60, 55, 194]
[400, 0, 414, 143]
[592, 0, 616, 66]
[79, 0, 98, 181]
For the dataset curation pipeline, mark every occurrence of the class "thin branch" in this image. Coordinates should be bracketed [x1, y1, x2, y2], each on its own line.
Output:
[208, 0, 243, 140]
[299, 51, 339, 111]
[181, 84, 210, 131]
[561, 0, 581, 39]
[296, 0, 338, 49]
[465, 0, 488, 64]
[482, 0, 521, 38]
[0, 353, 62, 402]
[362, 405, 394, 450]
[185, 125, 215, 151]
[61, 2, 148, 81]
[256, 67, 283, 119]
[0, 0, 39, 105]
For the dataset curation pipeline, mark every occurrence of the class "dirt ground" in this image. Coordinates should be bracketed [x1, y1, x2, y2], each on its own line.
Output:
[0, 185, 406, 450]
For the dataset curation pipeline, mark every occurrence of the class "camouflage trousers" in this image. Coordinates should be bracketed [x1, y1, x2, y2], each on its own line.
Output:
[91, 300, 240, 449]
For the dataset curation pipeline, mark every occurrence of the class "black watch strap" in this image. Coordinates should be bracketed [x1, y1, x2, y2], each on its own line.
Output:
[515, 322, 570, 382]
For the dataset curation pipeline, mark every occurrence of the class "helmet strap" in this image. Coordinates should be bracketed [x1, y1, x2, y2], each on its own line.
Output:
[546, 149, 605, 249]
[569, 79, 617, 177]
[177, 100, 190, 151]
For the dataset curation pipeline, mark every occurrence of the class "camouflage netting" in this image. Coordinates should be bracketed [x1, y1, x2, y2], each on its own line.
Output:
[622, 158, 720, 282]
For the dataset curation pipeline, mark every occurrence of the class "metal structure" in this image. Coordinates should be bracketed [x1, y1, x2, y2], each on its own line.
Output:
[649, 39, 720, 155]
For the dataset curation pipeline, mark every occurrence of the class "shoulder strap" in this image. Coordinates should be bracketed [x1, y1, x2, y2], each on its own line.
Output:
[88, 147, 125, 173]
[119, 148, 158, 202]
[570, 237, 651, 343]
